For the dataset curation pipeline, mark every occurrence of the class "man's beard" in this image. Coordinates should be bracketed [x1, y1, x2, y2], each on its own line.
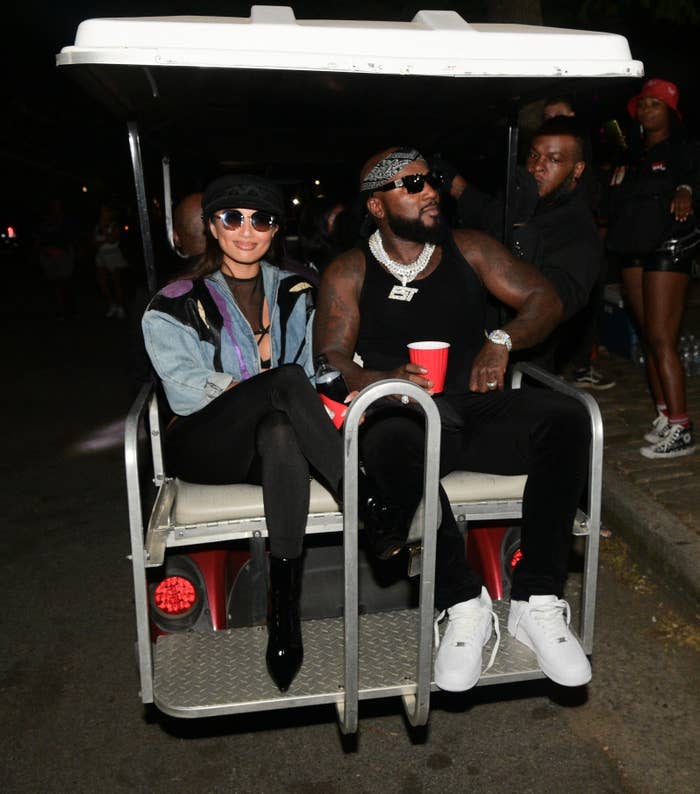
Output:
[385, 206, 448, 244]
[539, 168, 578, 209]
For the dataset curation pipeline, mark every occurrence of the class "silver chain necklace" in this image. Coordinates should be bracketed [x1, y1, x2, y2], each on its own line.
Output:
[368, 230, 435, 287]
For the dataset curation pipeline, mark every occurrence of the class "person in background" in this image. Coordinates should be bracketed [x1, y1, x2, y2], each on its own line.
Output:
[297, 195, 351, 277]
[281, 195, 355, 288]
[142, 174, 345, 692]
[606, 79, 699, 458]
[94, 204, 129, 319]
[36, 197, 77, 322]
[172, 191, 206, 265]
[543, 95, 575, 121]
[541, 98, 615, 390]
[445, 116, 604, 376]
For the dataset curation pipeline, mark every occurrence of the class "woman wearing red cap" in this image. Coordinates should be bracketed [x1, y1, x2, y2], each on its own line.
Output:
[607, 78, 699, 458]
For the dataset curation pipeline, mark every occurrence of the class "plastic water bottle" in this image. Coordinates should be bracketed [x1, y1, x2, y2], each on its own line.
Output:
[315, 354, 349, 429]
[630, 332, 644, 367]
[692, 343, 700, 377]
[681, 342, 692, 376]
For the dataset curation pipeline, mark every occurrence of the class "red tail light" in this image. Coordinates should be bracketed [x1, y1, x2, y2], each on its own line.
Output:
[7, 226, 16, 239]
[153, 575, 197, 615]
[509, 548, 523, 570]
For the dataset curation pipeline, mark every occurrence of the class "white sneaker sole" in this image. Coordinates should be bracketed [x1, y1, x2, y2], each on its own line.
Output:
[508, 622, 591, 687]
[640, 444, 696, 459]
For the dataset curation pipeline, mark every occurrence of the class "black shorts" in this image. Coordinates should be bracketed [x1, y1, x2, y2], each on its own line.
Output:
[620, 228, 700, 274]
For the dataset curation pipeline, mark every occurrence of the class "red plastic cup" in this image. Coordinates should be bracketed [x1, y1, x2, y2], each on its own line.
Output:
[407, 341, 450, 394]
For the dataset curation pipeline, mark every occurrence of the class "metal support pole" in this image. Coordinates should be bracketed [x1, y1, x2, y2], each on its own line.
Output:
[336, 380, 441, 734]
[127, 121, 158, 295]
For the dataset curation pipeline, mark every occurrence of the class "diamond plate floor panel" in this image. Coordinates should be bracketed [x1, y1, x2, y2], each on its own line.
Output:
[152, 596, 584, 718]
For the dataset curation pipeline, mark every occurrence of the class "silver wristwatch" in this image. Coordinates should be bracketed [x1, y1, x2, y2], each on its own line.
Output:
[486, 329, 512, 352]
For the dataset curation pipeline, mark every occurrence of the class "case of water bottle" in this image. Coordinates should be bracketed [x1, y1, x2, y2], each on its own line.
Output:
[679, 334, 700, 377]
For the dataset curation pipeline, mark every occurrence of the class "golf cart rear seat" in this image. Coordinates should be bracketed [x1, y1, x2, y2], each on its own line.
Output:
[147, 468, 528, 567]
[136, 365, 602, 634]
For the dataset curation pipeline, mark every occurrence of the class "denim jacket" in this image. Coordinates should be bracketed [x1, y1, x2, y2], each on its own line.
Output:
[142, 264, 315, 415]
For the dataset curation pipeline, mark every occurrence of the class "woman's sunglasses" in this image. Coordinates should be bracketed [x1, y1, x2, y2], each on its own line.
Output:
[374, 171, 444, 195]
[214, 209, 277, 232]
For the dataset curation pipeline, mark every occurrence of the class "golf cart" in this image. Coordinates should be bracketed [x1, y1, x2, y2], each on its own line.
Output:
[56, 6, 641, 734]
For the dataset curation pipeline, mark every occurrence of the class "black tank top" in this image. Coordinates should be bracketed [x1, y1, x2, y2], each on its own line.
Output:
[357, 233, 486, 394]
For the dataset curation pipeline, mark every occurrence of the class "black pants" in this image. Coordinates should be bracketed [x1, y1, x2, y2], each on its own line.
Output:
[360, 388, 590, 608]
[166, 364, 344, 559]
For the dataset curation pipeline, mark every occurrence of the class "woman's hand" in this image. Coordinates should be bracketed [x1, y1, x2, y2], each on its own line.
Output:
[610, 165, 626, 186]
[671, 186, 693, 222]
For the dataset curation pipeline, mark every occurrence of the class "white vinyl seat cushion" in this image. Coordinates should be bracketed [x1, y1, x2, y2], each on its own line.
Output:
[172, 471, 527, 526]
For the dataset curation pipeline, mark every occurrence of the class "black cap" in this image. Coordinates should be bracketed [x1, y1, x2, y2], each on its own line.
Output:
[201, 174, 285, 221]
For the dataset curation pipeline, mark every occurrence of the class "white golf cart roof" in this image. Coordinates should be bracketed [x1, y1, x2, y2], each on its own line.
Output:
[58, 6, 641, 78]
[56, 6, 643, 174]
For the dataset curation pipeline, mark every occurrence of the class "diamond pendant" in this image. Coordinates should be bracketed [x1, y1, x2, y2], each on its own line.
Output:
[388, 285, 419, 301]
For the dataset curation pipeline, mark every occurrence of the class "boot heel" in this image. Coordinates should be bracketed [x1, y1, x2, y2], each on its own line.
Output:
[266, 556, 304, 692]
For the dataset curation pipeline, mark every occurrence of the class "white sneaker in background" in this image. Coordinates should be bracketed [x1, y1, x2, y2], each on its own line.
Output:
[434, 587, 500, 692]
[641, 422, 695, 459]
[508, 595, 591, 687]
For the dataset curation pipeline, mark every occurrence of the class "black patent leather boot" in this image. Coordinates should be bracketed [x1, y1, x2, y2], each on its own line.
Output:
[266, 556, 304, 692]
[357, 474, 410, 560]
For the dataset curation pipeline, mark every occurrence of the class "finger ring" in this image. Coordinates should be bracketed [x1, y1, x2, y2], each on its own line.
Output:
[401, 395, 410, 404]
[486, 380, 497, 390]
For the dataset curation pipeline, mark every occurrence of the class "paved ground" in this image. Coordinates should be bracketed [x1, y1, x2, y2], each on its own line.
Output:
[2, 266, 699, 792]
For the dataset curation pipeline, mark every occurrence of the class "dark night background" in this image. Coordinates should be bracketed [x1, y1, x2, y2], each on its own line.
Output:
[3, 1, 700, 257]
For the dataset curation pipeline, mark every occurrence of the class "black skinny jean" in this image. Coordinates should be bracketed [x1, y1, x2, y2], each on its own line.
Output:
[165, 364, 344, 559]
[360, 387, 590, 609]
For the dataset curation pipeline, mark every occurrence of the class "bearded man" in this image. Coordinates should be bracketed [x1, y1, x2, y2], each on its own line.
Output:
[314, 146, 593, 692]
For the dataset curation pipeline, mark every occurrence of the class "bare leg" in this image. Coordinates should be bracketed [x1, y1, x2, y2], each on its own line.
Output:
[643, 270, 690, 417]
[110, 269, 126, 308]
[96, 266, 113, 307]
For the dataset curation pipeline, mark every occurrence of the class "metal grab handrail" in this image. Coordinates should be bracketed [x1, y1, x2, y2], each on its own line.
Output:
[124, 381, 156, 703]
[336, 380, 442, 734]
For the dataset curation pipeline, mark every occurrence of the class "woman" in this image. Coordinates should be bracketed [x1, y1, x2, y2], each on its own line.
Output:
[142, 174, 345, 692]
[606, 79, 699, 458]
[94, 204, 129, 319]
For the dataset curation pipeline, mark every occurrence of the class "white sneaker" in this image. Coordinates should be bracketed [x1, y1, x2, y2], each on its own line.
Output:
[644, 413, 670, 444]
[641, 422, 695, 459]
[434, 587, 500, 692]
[508, 595, 591, 687]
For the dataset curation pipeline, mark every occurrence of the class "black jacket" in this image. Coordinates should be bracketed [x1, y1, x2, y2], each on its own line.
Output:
[606, 132, 699, 255]
[457, 169, 602, 321]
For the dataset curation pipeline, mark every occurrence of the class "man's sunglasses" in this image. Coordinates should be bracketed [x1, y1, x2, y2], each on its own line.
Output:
[214, 209, 278, 232]
[374, 171, 444, 195]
